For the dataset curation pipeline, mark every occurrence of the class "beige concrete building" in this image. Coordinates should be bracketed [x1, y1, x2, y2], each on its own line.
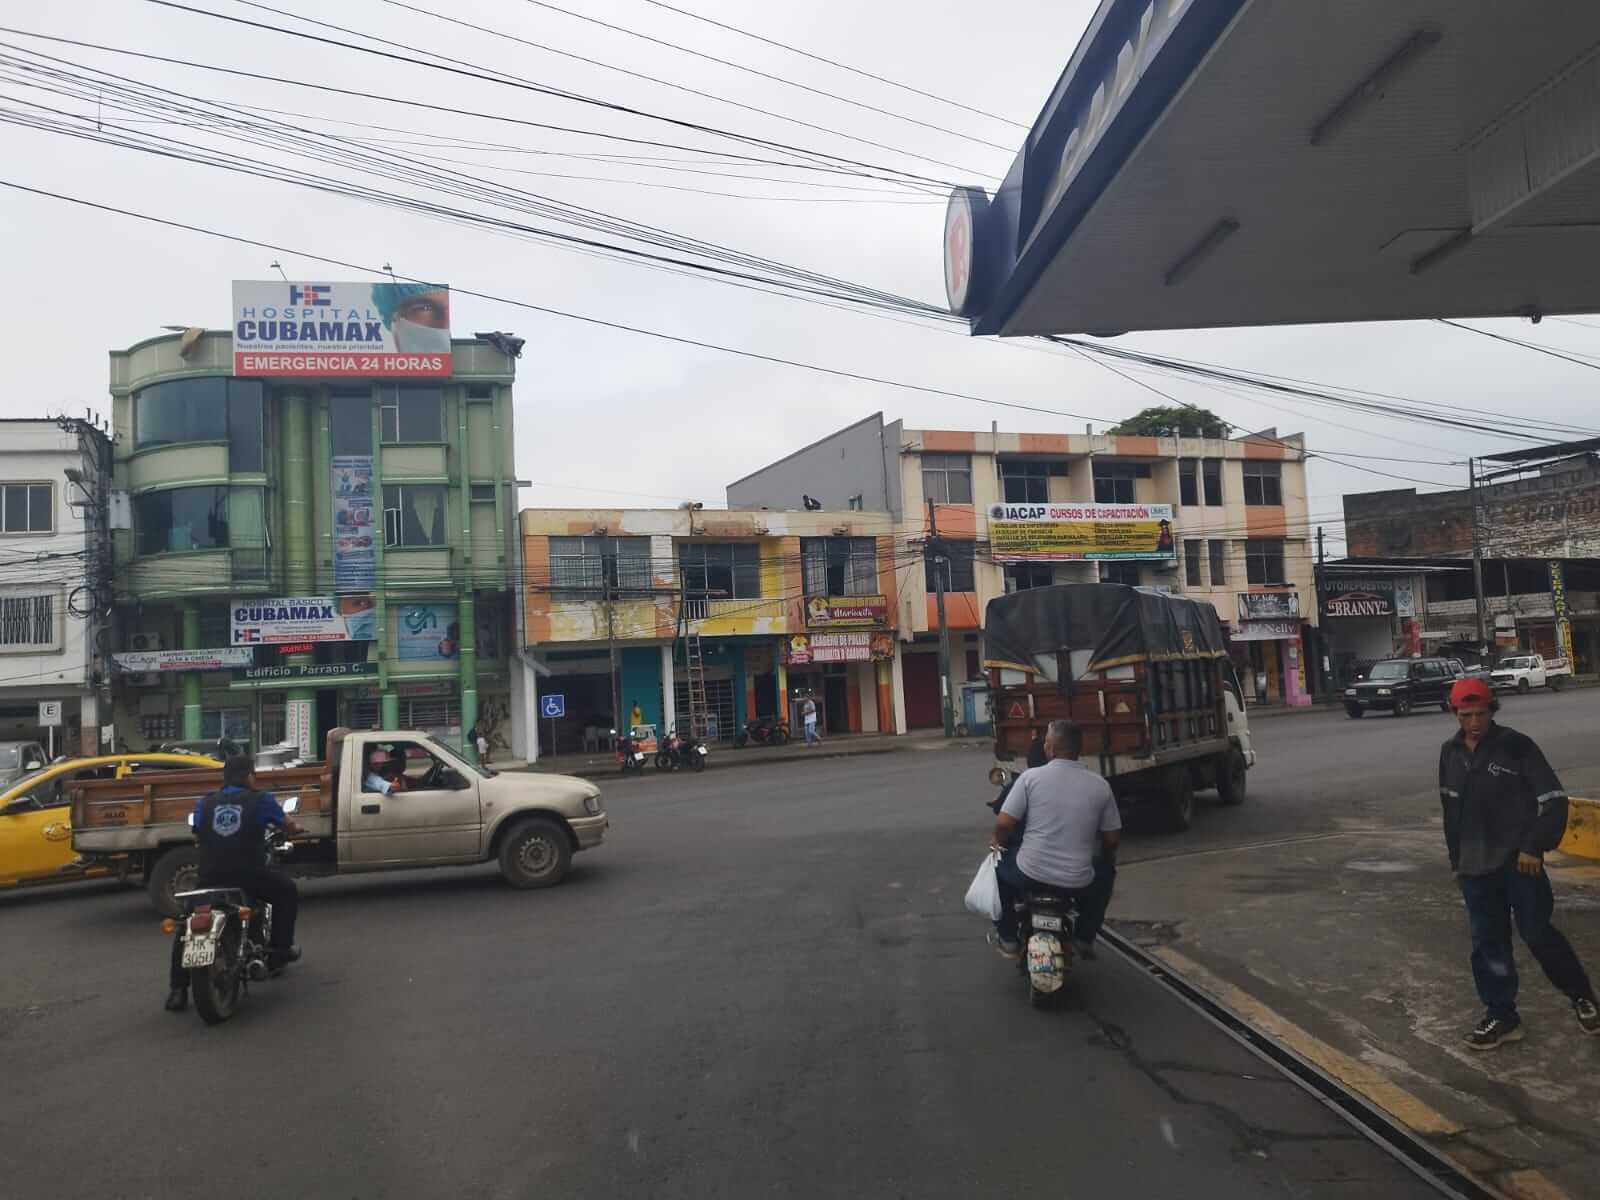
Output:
[728, 414, 1320, 723]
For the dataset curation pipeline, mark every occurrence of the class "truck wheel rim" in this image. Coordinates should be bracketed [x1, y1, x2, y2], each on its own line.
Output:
[174, 863, 198, 898]
[518, 834, 555, 875]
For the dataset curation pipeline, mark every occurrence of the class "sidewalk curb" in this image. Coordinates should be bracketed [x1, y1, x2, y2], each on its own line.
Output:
[515, 737, 989, 781]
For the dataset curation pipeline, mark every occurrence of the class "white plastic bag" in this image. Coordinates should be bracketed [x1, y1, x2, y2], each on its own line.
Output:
[964, 850, 1002, 920]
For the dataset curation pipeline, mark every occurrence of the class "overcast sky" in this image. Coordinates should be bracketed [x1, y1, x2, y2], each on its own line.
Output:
[6, 0, 1600, 553]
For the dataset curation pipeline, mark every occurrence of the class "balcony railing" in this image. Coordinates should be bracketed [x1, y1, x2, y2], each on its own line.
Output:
[685, 596, 786, 625]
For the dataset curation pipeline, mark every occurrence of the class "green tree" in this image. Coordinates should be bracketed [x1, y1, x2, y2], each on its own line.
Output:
[1107, 405, 1229, 439]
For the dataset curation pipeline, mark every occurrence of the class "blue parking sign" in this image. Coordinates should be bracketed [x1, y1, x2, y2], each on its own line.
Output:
[540, 693, 566, 720]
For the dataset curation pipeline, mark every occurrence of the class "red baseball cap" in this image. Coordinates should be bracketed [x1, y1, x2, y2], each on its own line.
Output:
[1449, 677, 1493, 709]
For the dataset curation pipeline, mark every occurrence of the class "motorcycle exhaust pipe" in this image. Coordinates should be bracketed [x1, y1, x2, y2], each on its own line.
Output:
[247, 958, 270, 982]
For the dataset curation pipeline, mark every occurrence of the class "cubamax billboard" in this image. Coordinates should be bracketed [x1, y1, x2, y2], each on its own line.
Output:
[232, 281, 451, 377]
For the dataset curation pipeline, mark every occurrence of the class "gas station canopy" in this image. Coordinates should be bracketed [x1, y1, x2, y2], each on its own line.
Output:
[949, 0, 1600, 336]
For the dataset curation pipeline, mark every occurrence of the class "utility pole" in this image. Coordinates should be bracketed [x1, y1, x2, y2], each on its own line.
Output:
[926, 498, 956, 738]
[604, 566, 621, 731]
[1468, 456, 1490, 662]
[1314, 526, 1326, 697]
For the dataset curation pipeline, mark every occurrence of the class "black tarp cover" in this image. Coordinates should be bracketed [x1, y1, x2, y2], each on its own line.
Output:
[983, 584, 1228, 673]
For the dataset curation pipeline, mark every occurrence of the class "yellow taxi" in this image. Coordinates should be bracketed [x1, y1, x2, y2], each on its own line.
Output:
[0, 753, 221, 890]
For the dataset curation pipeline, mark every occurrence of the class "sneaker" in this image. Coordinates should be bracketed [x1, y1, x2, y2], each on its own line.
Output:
[987, 930, 1021, 960]
[1073, 939, 1098, 962]
[163, 988, 188, 1013]
[1575, 996, 1600, 1036]
[1464, 1013, 1523, 1050]
[267, 945, 302, 975]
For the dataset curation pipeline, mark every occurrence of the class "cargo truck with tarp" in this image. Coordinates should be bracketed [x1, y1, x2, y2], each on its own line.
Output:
[984, 584, 1255, 831]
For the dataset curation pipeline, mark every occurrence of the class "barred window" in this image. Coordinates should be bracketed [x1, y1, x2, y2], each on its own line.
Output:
[0, 595, 53, 647]
[549, 536, 651, 595]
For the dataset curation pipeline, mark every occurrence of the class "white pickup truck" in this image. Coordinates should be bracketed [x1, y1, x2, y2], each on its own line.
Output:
[1490, 654, 1571, 693]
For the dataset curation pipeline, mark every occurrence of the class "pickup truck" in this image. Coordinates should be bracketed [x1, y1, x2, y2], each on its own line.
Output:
[1490, 654, 1571, 693]
[984, 583, 1255, 832]
[71, 728, 608, 915]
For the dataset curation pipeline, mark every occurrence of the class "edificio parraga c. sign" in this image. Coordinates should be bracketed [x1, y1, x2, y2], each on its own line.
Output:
[231, 281, 451, 378]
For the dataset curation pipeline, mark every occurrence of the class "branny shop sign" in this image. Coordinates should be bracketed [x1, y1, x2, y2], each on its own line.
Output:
[232, 281, 451, 378]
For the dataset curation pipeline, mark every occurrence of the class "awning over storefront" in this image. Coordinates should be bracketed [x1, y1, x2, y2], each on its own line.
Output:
[950, 0, 1600, 335]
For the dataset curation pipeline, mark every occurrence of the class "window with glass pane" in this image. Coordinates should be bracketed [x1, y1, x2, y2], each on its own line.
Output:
[800, 537, 877, 595]
[1005, 563, 1053, 592]
[1092, 462, 1140, 503]
[1184, 540, 1203, 586]
[549, 536, 651, 594]
[379, 385, 444, 443]
[0, 594, 54, 646]
[999, 460, 1049, 504]
[927, 540, 975, 592]
[135, 486, 230, 555]
[226, 380, 264, 472]
[1208, 539, 1227, 586]
[1245, 539, 1286, 585]
[1202, 458, 1223, 505]
[1100, 561, 1141, 586]
[1242, 461, 1282, 506]
[921, 454, 972, 504]
[382, 484, 447, 547]
[0, 484, 52, 534]
[133, 378, 227, 448]
[680, 543, 760, 600]
[330, 387, 373, 456]
[1179, 460, 1198, 507]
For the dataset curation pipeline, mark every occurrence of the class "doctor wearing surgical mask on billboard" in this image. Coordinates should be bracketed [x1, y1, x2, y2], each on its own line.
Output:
[371, 282, 452, 353]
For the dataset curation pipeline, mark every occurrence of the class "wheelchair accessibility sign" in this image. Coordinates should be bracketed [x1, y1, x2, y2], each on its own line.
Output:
[540, 693, 566, 720]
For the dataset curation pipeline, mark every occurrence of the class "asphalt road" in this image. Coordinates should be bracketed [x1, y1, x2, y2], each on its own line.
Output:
[17, 695, 1587, 1199]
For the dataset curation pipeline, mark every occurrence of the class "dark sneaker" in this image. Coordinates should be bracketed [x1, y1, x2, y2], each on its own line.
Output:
[1574, 996, 1600, 1036]
[1073, 939, 1098, 962]
[267, 945, 302, 975]
[987, 931, 1021, 960]
[1464, 1013, 1523, 1050]
[164, 989, 188, 1013]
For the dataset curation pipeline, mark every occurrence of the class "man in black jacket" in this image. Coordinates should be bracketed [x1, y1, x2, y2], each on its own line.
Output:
[1439, 677, 1599, 1049]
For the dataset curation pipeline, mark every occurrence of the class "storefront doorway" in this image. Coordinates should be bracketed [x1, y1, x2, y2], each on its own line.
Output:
[901, 651, 943, 729]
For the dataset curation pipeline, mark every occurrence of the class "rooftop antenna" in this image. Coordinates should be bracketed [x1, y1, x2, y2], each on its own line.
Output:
[270, 259, 288, 282]
[382, 262, 397, 281]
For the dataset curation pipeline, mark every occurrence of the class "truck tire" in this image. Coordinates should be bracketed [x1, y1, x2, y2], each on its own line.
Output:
[1345, 705, 1363, 719]
[148, 845, 202, 918]
[1215, 749, 1247, 806]
[1517, 678, 1531, 694]
[1165, 770, 1196, 832]
[498, 817, 572, 889]
[1392, 696, 1411, 717]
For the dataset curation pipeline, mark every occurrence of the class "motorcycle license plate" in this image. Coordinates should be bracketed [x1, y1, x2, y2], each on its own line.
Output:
[634, 753, 645, 762]
[181, 938, 217, 968]
[1032, 914, 1063, 932]
[696, 746, 707, 755]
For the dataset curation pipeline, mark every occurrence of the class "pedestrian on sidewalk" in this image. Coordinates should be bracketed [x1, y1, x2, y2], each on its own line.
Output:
[801, 695, 820, 746]
[1439, 677, 1600, 1049]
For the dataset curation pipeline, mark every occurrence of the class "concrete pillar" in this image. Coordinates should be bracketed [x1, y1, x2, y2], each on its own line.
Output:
[890, 643, 909, 736]
[181, 603, 202, 740]
[775, 643, 789, 724]
[459, 590, 478, 760]
[381, 691, 400, 729]
[282, 390, 316, 756]
[874, 658, 893, 734]
[660, 644, 676, 735]
[369, 398, 393, 727]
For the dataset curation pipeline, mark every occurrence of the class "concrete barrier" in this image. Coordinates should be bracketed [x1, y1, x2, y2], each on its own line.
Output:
[1559, 797, 1600, 861]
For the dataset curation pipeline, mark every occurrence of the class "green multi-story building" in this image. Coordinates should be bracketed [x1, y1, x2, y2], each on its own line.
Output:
[107, 328, 523, 761]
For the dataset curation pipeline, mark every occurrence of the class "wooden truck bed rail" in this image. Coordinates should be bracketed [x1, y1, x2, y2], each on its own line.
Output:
[71, 765, 333, 833]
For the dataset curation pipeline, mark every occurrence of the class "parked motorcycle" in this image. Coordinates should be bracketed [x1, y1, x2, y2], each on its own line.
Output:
[656, 729, 708, 772]
[733, 716, 789, 748]
[613, 728, 646, 775]
[164, 804, 298, 1026]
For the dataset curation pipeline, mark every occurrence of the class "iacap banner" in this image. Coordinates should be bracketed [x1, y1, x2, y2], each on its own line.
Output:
[231, 595, 377, 644]
[232, 281, 451, 378]
[987, 502, 1176, 561]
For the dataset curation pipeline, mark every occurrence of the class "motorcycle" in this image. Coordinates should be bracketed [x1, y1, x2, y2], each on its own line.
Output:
[613, 728, 646, 775]
[165, 801, 298, 1026]
[733, 716, 789, 748]
[989, 766, 1076, 1008]
[655, 729, 708, 772]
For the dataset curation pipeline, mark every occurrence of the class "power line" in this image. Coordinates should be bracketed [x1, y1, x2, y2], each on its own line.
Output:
[1436, 318, 1600, 373]
[375, 0, 1014, 155]
[139, 0, 987, 181]
[632, 0, 1028, 128]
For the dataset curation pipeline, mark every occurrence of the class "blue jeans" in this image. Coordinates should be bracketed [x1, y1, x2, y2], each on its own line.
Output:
[804, 719, 818, 744]
[994, 847, 1115, 946]
[1458, 861, 1593, 1019]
